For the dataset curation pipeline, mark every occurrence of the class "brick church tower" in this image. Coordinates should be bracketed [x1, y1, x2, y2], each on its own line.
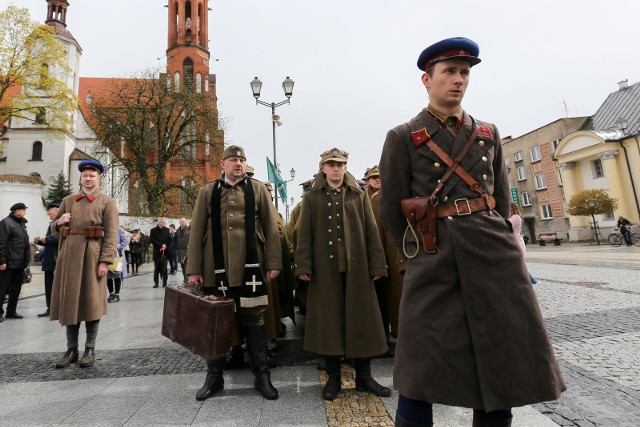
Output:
[164, 0, 223, 216]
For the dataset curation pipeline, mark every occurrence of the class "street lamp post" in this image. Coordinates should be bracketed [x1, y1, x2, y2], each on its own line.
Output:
[250, 76, 295, 210]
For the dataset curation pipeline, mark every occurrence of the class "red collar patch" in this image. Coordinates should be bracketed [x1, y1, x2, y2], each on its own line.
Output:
[410, 128, 431, 147]
[478, 125, 493, 139]
[75, 194, 96, 202]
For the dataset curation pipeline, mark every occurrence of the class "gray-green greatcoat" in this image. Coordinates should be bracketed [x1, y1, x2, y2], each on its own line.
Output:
[379, 108, 565, 412]
[295, 172, 388, 359]
[186, 175, 282, 291]
[50, 190, 119, 326]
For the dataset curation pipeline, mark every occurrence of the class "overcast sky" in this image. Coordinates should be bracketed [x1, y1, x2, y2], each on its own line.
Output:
[5, 0, 640, 213]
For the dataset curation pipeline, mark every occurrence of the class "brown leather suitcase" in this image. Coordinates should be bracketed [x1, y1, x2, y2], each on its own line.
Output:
[162, 284, 234, 360]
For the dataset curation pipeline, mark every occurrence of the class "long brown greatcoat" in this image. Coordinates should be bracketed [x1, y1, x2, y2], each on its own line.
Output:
[379, 108, 565, 412]
[50, 190, 119, 326]
[186, 175, 282, 292]
[370, 191, 405, 336]
[295, 172, 388, 358]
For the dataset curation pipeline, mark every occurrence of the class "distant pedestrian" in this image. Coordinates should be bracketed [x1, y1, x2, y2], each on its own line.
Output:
[175, 217, 190, 284]
[0, 202, 31, 322]
[51, 160, 119, 368]
[107, 226, 129, 303]
[509, 203, 537, 284]
[295, 148, 390, 401]
[168, 224, 178, 274]
[617, 216, 633, 246]
[150, 219, 170, 288]
[128, 230, 142, 275]
[34, 202, 60, 317]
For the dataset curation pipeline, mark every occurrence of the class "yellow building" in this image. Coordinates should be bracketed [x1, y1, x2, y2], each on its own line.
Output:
[555, 80, 640, 241]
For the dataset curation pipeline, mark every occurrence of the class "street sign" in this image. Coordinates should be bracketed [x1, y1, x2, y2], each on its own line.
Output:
[511, 188, 520, 206]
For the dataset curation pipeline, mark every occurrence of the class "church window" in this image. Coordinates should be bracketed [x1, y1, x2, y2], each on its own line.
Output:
[174, 72, 180, 92]
[31, 141, 43, 161]
[183, 58, 194, 90]
[196, 73, 202, 93]
[180, 177, 195, 215]
[34, 108, 46, 124]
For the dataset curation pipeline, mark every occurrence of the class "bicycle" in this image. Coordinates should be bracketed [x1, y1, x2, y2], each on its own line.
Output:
[608, 226, 640, 247]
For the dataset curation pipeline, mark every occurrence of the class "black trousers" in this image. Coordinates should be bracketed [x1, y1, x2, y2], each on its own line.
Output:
[44, 271, 54, 309]
[153, 257, 167, 285]
[0, 268, 24, 315]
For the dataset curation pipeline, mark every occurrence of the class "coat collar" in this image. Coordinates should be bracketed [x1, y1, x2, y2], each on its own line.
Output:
[311, 171, 361, 192]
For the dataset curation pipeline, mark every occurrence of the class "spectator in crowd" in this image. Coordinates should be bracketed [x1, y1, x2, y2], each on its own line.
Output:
[150, 219, 171, 288]
[175, 217, 190, 284]
[0, 202, 31, 322]
[50, 160, 119, 368]
[128, 230, 142, 276]
[107, 226, 129, 303]
[168, 223, 178, 275]
[34, 202, 60, 317]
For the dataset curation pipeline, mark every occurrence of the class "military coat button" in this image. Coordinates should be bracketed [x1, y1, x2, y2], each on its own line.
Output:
[447, 216, 453, 220]
[434, 162, 441, 168]
[482, 174, 488, 180]
[329, 255, 334, 259]
[329, 241, 333, 245]
[443, 196, 449, 202]
[482, 156, 487, 162]
[478, 141, 485, 147]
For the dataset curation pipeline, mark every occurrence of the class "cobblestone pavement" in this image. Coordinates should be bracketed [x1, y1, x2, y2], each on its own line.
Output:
[2, 252, 639, 426]
[529, 262, 640, 426]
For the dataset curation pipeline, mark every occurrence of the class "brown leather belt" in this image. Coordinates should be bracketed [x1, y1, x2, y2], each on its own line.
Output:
[435, 196, 494, 219]
[69, 229, 87, 235]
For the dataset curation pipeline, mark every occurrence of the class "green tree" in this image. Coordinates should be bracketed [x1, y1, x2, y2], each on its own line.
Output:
[0, 5, 77, 135]
[567, 188, 619, 245]
[46, 171, 73, 204]
[87, 67, 224, 216]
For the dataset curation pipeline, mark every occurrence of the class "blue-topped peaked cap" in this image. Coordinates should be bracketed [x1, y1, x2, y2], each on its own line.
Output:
[417, 37, 481, 71]
[78, 159, 105, 174]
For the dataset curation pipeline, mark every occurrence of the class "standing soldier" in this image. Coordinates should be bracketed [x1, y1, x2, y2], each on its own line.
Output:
[379, 37, 565, 426]
[51, 160, 119, 368]
[0, 202, 31, 321]
[187, 145, 282, 401]
[34, 202, 61, 317]
[295, 148, 390, 401]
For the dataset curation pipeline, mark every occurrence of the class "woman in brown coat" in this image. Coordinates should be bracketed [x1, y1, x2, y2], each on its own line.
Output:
[50, 160, 119, 369]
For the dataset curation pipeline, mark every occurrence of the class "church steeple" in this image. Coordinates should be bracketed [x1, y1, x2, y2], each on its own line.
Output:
[166, 0, 212, 94]
[46, 0, 69, 29]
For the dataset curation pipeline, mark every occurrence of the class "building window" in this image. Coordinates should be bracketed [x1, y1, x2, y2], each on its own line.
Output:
[534, 174, 547, 190]
[514, 151, 524, 162]
[516, 166, 527, 181]
[557, 169, 563, 186]
[180, 177, 195, 215]
[174, 72, 180, 92]
[35, 108, 46, 124]
[592, 159, 604, 178]
[530, 146, 542, 162]
[540, 204, 553, 219]
[196, 73, 202, 93]
[552, 139, 562, 153]
[602, 211, 615, 221]
[31, 141, 43, 161]
[522, 191, 531, 206]
[183, 58, 194, 90]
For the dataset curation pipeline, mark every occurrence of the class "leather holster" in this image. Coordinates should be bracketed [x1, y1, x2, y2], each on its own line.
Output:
[85, 226, 104, 239]
[401, 197, 438, 254]
[60, 226, 70, 239]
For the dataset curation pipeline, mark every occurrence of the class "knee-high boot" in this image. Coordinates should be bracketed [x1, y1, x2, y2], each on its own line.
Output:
[394, 411, 433, 426]
[472, 409, 513, 427]
[354, 358, 391, 396]
[322, 356, 341, 400]
[244, 325, 278, 400]
[196, 359, 225, 401]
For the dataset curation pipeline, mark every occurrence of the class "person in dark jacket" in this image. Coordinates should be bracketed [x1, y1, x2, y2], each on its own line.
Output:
[175, 217, 190, 284]
[150, 219, 171, 288]
[0, 202, 31, 321]
[167, 224, 178, 274]
[34, 202, 60, 317]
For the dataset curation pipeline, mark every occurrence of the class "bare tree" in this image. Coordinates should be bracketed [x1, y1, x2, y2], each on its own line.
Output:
[87, 68, 224, 216]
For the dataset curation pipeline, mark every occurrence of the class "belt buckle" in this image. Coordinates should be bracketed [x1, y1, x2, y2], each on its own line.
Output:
[454, 198, 471, 216]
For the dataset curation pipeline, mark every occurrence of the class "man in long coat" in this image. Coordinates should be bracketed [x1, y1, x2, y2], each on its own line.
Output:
[0, 202, 31, 321]
[379, 37, 565, 427]
[51, 160, 119, 369]
[295, 147, 390, 401]
[187, 145, 282, 401]
[34, 202, 60, 317]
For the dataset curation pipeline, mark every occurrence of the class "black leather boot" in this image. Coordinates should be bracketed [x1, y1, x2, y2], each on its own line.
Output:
[322, 356, 341, 400]
[79, 347, 95, 368]
[55, 347, 79, 369]
[245, 326, 278, 400]
[395, 410, 433, 426]
[225, 345, 246, 370]
[196, 360, 225, 401]
[354, 358, 391, 396]
[472, 409, 513, 427]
